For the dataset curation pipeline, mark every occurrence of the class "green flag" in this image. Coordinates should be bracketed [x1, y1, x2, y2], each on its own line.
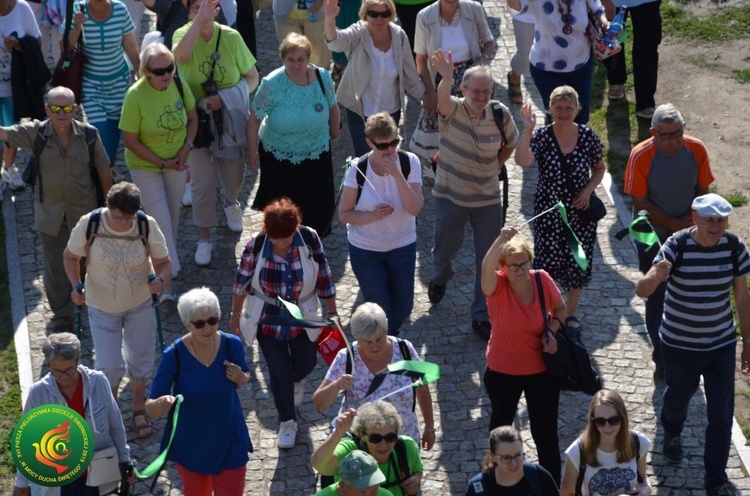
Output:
[628, 216, 660, 248]
[277, 296, 303, 319]
[553, 202, 589, 270]
[133, 394, 184, 479]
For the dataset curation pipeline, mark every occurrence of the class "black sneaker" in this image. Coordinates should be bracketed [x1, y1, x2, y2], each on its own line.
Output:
[427, 282, 446, 304]
[706, 482, 738, 496]
[472, 320, 491, 340]
[663, 434, 683, 464]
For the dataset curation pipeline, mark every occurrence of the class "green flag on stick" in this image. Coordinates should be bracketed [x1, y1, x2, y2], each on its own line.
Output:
[628, 215, 661, 248]
[552, 202, 589, 270]
[364, 361, 441, 399]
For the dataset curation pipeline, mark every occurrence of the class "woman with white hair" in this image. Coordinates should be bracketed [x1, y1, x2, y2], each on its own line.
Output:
[120, 42, 198, 291]
[146, 287, 252, 495]
[312, 302, 435, 450]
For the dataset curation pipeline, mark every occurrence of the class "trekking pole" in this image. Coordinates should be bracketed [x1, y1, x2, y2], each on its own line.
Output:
[75, 283, 84, 338]
[147, 274, 165, 352]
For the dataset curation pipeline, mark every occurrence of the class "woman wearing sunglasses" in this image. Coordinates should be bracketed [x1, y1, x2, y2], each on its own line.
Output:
[480, 226, 567, 486]
[561, 389, 652, 496]
[146, 287, 253, 496]
[466, 425, 560, 495]
[120, 42, 198, 296]
[312, 401, 424, 496]
[337, 113, 423, 336]
[322, 0, 428, 157]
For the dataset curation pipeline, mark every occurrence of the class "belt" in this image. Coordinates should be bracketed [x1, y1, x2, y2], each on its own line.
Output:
[250, 290, 316, 306]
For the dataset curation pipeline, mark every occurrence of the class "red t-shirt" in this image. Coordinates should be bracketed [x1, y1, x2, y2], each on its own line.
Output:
[486, 269, 563, 375]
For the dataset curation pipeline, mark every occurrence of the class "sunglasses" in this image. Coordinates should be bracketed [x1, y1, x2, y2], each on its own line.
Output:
[372, 138, 400, 150]
[496, 451, 525, 465]
[592, 415, 622, 428]
[506, 261, 532, 272]
[366, 432, 398, 444]
[191, 316, 220, 329]
[149, 63, 175, 76]
[366, 9, 391, 18]
[48, 104, 75, 114]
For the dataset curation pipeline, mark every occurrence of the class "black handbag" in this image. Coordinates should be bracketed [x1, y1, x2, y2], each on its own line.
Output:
[194, 28, 223, 149]
[583, 193, 607, 223]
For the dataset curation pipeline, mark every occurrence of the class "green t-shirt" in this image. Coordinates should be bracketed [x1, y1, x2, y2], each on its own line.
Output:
[172, 22, 256, 101]
[333, 436, 423, 496]
[119, 77, 197, 171]
[314, 483, 393, 495]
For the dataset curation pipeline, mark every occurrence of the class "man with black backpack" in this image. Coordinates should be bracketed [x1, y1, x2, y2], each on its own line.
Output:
[635, 193, 750, 496]
[426, 51, 519, 340]
[0, 86, 111, 333]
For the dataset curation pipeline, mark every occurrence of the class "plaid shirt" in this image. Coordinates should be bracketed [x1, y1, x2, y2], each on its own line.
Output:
[233, 229, 336, 340]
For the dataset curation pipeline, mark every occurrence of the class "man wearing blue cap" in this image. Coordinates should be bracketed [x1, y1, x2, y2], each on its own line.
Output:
[636, 193, 750, 496]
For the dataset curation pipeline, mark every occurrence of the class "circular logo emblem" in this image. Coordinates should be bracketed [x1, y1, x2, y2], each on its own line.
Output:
[11, 404, 94, 487]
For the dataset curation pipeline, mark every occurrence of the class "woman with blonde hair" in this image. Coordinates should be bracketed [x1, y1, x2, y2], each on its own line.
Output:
[560, 389, 651, 496]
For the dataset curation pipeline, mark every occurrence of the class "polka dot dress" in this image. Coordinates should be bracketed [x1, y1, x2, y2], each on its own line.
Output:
[529, 124, 603, 291]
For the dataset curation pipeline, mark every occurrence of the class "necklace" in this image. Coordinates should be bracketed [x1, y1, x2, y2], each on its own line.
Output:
[557, 0, 573, 35]
[188, 334, 216, 366]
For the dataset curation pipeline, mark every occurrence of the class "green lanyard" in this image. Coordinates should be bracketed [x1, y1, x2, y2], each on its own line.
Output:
[133, 394, 184, 479]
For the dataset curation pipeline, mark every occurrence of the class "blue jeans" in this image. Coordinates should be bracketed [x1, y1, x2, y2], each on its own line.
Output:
[432, 198, 502, 322]
[92, 118, 120, 163]
[660, 342, 735, 489]
[346, 108, 401, 158]
[349, 242, 416, 335]
[529, 56, 595, 124]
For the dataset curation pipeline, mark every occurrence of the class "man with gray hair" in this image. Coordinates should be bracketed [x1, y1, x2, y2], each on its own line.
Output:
[636, 193, 750, 496]
[0, 86, 112, 333]
[623, 103, 714, 379]
[426, 51, 519, 340]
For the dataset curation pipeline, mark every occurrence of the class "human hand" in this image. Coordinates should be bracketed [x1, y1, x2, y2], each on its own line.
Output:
[229, 313, 242, 337]
[203, 95, 223, 112]
[333, 408, 356, 435]
[73, 12, 86, 29]
[520, 103, 536, 131]
[653, 259, 671, 282]
[741, 345, 750, 375]
[634, 486, 652, 495]
[499, 226, 518, 243]
[323, 0, 339, 18]
[336, 374, 354, 392]
[119, 461, 135, 484]
[147, 275, 163, 294]
[196, 0, 220, 23]
[13, 486, 31, 496]
[431, 49, 454, 80]
[421, 428, 435, 450]
[4, 36, 20, 51]
[572, 189, 591, 210]
[224, 360, 247, 386]
[247, 151, 260, 173]
[421, 91, 437, 114]
[373, 203, 394, 219]
[401, 473, 422, 495]
[541, 329, 558, 354]
[71, 285, 86, 306]
[309, 0, 323, 13]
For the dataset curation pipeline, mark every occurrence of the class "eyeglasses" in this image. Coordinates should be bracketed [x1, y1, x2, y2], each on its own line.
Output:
[366, 432, 398, 444]
[505, 261, 532, 272]
[149, 63, 175, 76]
[372, 138, 400, 150]
[656, 129, 684, 141]
[48, 105, 75, 114]
[191, 316, 220, 329]
[496, 452, 525, 465]
[592, 415, 622, 428]
[50, 365, 78, 377]
[366, 9, 391, 18]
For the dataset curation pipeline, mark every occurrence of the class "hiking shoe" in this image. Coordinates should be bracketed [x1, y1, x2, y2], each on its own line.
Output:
[428, 282, 446, 304]
[663, 434, 684, 464]
[182, 182, 192, 206]
[472, 320, 491, 340]
[49, 322, 74, 333]
[635, 107, 656, 119]
[159, 292, 176, 310]
[294, 380, 305, 407]
[277, 420, 297, 449]
[607, 84, 625, 100]
[194, 240, 213, 266]
[2, 165, 25, 191]
[706, 482, 738, 496]
[224, 201, 244, 232]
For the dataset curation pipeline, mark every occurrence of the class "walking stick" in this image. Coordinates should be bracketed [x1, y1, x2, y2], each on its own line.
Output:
[147, 274, 165, 352]
[75, 283, 84, 338]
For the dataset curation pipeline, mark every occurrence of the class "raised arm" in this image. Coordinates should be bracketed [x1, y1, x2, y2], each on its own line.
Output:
[311, 408, 356, 475]
[322, 0, 339, 42]
[481, 226, 517, 295]
[431, 49, 454, 117]
[514, 103, 537, 167]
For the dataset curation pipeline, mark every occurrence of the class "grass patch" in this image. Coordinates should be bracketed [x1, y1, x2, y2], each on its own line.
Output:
[723, 192, 749, 207]
[0, 212, 22, 493]
[732, 69, 750, 84]
[662, 2, 750, 42]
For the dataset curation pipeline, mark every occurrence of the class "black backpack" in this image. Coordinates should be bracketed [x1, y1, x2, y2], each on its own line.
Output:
[669, 228, 742, 274]
[252, 225, 316, 258]
[575, 433, 642, 495]
[84, 207, 150, 259]
[467, 462, 542, 495]
[355, 151, 411, 205]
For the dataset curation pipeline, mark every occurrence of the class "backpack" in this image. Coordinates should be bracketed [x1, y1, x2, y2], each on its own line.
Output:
[467, 462, 542, 495]
[84, 207, 150, 260]
[575, 433, 642, 496]
[345, 338, 416, 412]
[355, 151, 411, 205]
[670, 228, 742, 274]
[23, 120, 103, 206]
[252, 225, 317, 258]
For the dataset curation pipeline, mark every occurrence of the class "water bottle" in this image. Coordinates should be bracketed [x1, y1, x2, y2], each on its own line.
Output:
[605, 7, 627, 48]
[306, 0, 318, 22]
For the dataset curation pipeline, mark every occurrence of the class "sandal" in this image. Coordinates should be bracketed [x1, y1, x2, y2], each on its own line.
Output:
[565, 316, 582, 329]
[133, 409, 152, 439]
[506, 72, 523, 104]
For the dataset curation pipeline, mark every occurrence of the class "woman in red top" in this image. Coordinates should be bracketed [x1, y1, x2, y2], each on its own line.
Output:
[480, 225, 567, 485]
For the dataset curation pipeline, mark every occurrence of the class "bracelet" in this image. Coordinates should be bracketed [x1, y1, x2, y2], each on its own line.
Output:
[230, 312, 242, 318]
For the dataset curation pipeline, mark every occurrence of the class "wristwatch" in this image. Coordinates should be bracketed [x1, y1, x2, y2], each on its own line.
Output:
[186, 140, 195, 150]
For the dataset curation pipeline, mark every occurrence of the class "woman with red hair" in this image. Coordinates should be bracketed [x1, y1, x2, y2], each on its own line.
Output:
[230, 197, 338, 449]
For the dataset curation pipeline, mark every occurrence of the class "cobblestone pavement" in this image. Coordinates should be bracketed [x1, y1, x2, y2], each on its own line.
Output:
[6, 0, 750, 494]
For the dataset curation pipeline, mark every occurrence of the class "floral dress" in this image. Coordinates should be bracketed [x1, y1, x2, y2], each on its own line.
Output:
[529, 124, 603, 291]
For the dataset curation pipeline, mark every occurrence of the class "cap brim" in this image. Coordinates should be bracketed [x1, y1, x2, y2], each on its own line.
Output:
[350, 470, 387, 490]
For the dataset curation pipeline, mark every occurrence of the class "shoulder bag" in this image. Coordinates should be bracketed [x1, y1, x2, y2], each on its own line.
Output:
[51, 0, 86, 104]
[194, 27, 222, 149]
[561, 151, 606, 223]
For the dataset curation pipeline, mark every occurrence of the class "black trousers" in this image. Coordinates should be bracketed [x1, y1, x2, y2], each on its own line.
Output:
[394, 1, 434, 52]
[483, 368, 562, 486]
[602, 0, 662, 111]
[236, 0, 257, 58]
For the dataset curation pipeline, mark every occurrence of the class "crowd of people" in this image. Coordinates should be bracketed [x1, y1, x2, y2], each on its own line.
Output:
[4, 0, 750, 494]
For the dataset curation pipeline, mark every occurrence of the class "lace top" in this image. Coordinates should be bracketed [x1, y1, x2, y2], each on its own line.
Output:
[251, 65, 336, 164]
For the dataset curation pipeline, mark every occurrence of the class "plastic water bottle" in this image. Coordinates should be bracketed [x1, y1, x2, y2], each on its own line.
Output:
[605, 7, 627, 47]
[306, 0, 318, 22]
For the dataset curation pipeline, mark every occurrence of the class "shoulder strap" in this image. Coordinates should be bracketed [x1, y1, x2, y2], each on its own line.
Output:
[534, 271, 547, 329]
[396, 338, 417, 412]
[380, 438, 409, 486]
[632, 432, 643, 484]
[299, 225, 315, 249]
[173, 340, 181, 384]
[207, 26, 222, 80]
[523, 462, 543, 496]
[174, 73, 186, 104]
[84, 208, 104, 257]
[314, 67, 326, 97]
[670, 228, 693, 273]
[397, 150, 410, 179]
[575, 439, 587, 496]
[136, 210, 150, 249]
[726, 231, 741, 273]
[28, 122, 50, 201]
[345, 345, 353, 375]
[490, 101, 508, 146]
[355, 153, 369, 205]
[83, 124, 105, 206]
[253, 233, 267, 258]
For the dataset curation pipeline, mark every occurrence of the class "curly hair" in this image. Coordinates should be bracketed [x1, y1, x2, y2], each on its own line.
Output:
[353, 401, 402, 439]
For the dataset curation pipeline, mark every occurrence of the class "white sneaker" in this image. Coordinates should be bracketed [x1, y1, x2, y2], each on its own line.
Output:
[2, 166, 25, 191]
[294, 380, 305, 407]
[224, 201, 244, 232]
[182, 182, 192, 206]
[194, 240, 213, 266]
[277, 420, 297, 449]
